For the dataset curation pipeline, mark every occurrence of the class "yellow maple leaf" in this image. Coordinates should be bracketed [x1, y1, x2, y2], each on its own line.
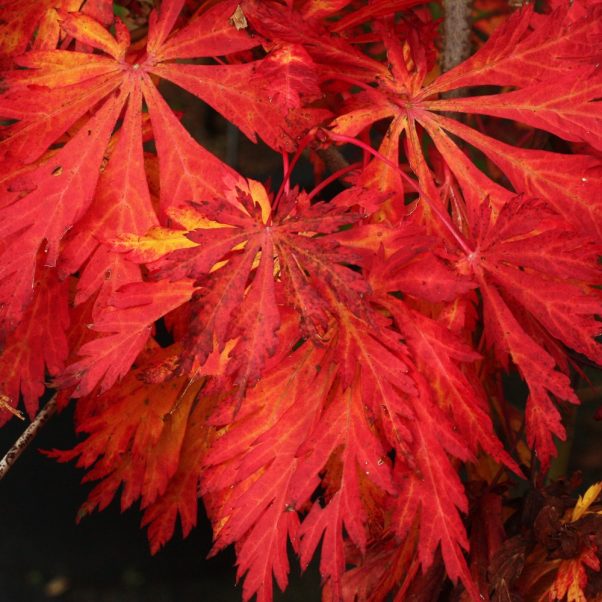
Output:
[571, 482, 602, 522]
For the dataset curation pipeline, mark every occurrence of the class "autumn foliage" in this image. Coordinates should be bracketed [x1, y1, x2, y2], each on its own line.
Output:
[1, 0, 602, 600]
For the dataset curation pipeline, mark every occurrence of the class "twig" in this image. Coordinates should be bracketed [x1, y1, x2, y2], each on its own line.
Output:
[317, 147, 350, 173]
[441, 0, 473, 75]
[0, 394, 58, 481]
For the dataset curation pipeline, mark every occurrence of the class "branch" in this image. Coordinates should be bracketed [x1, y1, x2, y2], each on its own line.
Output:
[442, 0, 473, 75]
[0, 394, 58, 481]
[317, 147, 350, 173]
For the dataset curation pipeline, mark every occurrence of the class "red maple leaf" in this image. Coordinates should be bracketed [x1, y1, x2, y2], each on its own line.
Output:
[112, 180, 371, 396]
[49, 344, 207, 517]
[327, 4, 602, 239]
[0, 267, 69, 422]
[57, 279, 195, 397]
[460, 196, 602, 468]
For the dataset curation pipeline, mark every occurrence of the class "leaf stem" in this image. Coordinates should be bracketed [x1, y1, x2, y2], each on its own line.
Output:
[326, 131, 474, 255]
[307, 161, 361, 202]
[320, 73, 377, 94]
[273, 133, 314, 210]
[281, 152, 290, 196]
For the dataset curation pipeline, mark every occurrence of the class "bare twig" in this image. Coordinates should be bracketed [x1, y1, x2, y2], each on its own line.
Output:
[0, 394, 58, 481]
[442, 0, 473, 75]
[317, 147, 350, 173]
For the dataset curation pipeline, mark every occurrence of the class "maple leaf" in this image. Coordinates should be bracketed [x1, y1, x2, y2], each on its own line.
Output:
[196, 293, 451, 601]
[49, 346, 206, 517]
[150, 40, 325, 152]
[459, 196, 602, 468]
[291, 380, 399, 597]
[200, 306, 410, 601]
[391, 371, 478, 599]
[388, 299, 519, 472]
[204, 292, 480, 599]
[326, 5, 602, 238]
[201, 328, 330, 602]
[57, 280, 194, 397]
[115, 180, 370, 394]
[0, 267, 69, 423]
[286, 306, 413, 595]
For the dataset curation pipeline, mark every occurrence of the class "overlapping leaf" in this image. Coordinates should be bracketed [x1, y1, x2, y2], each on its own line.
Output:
[115, 181, 370, 391]
[201, 306, 409, 600]
[201, 327, 330, 602]
[57, 279, 194, 397]
[462, 197, 602, 467]
[0, 0, 320, 338]
[0, 268, 69, 424]
[390, 300, 519, 472]
[49, 345, 206, 516]
[328, 4, 602, 238]
[392, 373, 477, 598]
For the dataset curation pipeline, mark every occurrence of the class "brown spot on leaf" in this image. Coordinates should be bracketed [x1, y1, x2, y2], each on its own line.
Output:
[229, 5, 248, 31]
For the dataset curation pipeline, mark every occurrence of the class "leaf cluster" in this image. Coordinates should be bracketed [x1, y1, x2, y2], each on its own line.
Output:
[0, 1, 601, 600]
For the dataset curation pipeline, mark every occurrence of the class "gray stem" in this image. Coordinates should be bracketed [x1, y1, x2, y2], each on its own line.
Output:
[0, 395, 57, 481]
[442, 0, 473, 75]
